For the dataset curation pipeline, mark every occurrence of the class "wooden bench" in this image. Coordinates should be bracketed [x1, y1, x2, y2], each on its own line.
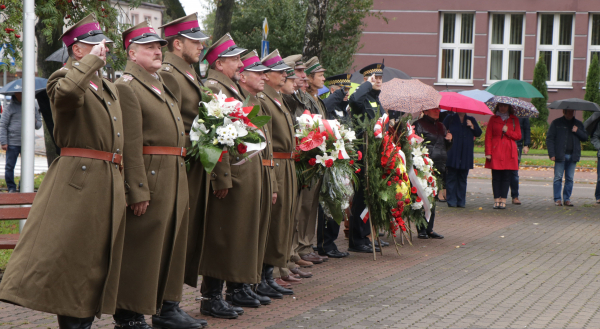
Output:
[0, 193, 36, 249]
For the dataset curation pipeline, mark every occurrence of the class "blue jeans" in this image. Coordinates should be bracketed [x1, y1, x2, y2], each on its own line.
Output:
[553, 154, 576, 202]
[5, 145, 21, 191]
[446, 167, 469, 207]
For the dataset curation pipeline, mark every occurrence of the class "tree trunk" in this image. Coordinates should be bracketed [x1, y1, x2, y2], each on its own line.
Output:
[213, 0, 236, 40]
[302, 0, 328, 61]
[163, 0, 187, 21]
[35, 19, 63, 166]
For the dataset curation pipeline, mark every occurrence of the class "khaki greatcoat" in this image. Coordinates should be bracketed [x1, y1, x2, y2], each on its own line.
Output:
[261, 84, 298, 268]
[115, 61, 189, 315]
[158, 53, 211, 288]
[0, 55, 127, 318]
[193, 70, 266, 284]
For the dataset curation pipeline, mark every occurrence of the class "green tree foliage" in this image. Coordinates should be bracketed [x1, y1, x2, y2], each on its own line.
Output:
[201, 0, 382, 75]
[583, 54, 600, 122]
[531, 57, 549, 127]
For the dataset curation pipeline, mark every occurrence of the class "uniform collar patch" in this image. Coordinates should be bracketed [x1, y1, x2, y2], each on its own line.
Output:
[152, 85, 162, 95]
[122, 74, 134, 82]
[185, 71, 195, 81]
[89, 81, 98, 91]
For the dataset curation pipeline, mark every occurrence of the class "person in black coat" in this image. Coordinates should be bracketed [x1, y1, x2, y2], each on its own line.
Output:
[348, 63, 385, 253]
[413, 108, 452, 239]
[546, 110, 588, 206]
[315, 74, 354, 259]
[509, 117, 530, 205]
[443, 112, 482, 208]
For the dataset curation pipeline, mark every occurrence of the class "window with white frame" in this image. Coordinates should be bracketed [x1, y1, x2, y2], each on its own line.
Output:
[537, 13, 574, 86]
[439, 13, 475, 84]
[589, 14, 600, 68]
[488, 13, 524, 82]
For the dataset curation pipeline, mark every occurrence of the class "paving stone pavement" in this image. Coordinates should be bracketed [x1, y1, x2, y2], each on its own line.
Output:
[0, 175, 599, 328]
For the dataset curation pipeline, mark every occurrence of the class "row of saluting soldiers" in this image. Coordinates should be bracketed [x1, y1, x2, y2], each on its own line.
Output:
[0, 13, 385, 329]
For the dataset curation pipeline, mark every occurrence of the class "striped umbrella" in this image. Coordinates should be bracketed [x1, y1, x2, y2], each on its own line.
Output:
[485, 96, 539, 118]
[379, 78, 441, 113]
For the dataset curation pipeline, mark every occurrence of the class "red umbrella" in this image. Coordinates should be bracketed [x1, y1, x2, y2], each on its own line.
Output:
[439, 92, 493, 115]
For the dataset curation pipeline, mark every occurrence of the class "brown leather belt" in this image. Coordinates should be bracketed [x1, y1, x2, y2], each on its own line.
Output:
[143, 146, 187, 157]
[272, 152, 294, 159]
[61, 147, 122, 164]
[262, 159, 274, 167]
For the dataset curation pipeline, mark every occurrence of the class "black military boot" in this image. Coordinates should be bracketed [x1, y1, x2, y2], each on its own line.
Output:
[226, 282, 261, 308]
[256, 264, 283, 299]
[245, 284, 271, 305]
[57, 315, 94, 329]
[113, 309, 152, 329]
[263, 264, 294, 295]
[174, 303, 208, 328]
[152, 300, 203, 329]
[199, 277, 238, 319]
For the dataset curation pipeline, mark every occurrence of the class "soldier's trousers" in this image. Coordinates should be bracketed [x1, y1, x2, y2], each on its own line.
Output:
[316, 205, 340, 253]
[350, 178, 371, 247]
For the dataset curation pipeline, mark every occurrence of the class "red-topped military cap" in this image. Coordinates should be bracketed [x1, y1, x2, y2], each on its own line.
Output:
[61, 14, 113, 48]
[122, 21, 167, 50]
[240, 50, 270, 72]
[160, 13, 208, 41]
[261, 50, 290, 71]
[202, 33, 247, 65]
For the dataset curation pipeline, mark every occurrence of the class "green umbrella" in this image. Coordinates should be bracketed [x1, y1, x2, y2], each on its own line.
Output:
[485, 79, 544, 98]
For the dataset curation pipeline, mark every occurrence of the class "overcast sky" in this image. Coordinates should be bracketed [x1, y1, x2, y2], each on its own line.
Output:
[179, 0, 211, 20]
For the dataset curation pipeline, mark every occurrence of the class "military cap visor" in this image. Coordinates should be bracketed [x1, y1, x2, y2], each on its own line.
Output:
[241, 53, 270, 72]
[62, 21, 113, 47]
[162, 18, 208, 41]
[123, 25, 167, 49]
[204, 36, 247, 64]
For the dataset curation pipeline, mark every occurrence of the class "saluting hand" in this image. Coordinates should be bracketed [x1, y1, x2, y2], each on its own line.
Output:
[90, 39, 108, 64]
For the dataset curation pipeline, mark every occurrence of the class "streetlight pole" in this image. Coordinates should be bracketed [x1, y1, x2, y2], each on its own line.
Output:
[20, 0, 36, 231]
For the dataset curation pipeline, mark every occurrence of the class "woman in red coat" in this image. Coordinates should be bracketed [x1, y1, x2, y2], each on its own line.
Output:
[485, 103, 522, 209]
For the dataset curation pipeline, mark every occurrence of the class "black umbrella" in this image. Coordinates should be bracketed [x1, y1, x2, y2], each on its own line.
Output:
[548, 98, 600, 112]
[350, 66, 411, 83]
[45, 46, 69, 63]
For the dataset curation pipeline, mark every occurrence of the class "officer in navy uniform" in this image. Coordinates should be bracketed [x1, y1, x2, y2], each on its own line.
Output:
[314, 73, 353, 258]
[348, 63, 385, 253]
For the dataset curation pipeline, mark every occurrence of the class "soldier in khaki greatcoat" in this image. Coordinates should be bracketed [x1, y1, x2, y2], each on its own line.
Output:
[0, 15, 127, 329]
[195, 34, 269, 319]
[157, 13, 212, 329]
[259, 50, 299, 296]
[237, 50, 280, 303]
[112, 22, 193, 329]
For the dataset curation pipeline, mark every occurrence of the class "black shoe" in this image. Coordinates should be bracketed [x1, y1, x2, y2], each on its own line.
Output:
[378, 232, 384, 237]
[57, 315, 95, 329]
[152, 301, 202, 329]
[367, 243, 381, 252]
[348, 244, 373, 253]
[113, 309, 152, 329]
[373, 241, 389, 247]
[312, 245, 318, 251]
[199, 277, 238, 319]
[175, 306, 208, 328]
[263, 264, 293, 295]
[428, 231, 444, 239]
[231, 304, 244, 315]
[244, 284, 271, 305]
[418, 233, 430, 239]
[256, 268, 283, 299]
[226, 282, 261, 308]
[319, 249, 346, 258]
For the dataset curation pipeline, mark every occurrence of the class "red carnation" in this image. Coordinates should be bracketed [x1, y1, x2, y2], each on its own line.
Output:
[428, 176, 433, 183]
[357, 151, 362, 160]
[394, 176, 400, 182]
[308, 158, 317, 166]
[355, 168, 361, 173]
[350, 160, 354, 165]
[416, 197, 422, 202]
[411, 186, 417, 194]
[404, 198, 411, 204]
[396, 168, 401, 176]
[403, 173, 408, 181]
[397, 201, 403, 207]
[325, 159, 334, 168]
[237, 143, 247, 154]
[387, 181, 392, 186]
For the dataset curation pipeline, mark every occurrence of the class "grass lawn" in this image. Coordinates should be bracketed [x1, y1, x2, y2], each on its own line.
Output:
[474, 147, 598, 157]
[0, 220, 17, 271]
[474, 157, 598, 168]
[0, 172, 46, 190]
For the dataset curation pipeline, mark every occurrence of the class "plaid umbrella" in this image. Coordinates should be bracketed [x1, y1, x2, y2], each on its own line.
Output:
[379, 78, 441, 113]
[485, 96, 539, 118]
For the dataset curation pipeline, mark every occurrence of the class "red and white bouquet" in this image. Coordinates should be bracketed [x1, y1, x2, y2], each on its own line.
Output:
[294, 110, 360, 224]
[188, 90, 270, 172]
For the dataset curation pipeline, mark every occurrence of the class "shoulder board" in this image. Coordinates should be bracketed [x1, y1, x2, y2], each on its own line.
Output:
[122, 74, 134, 82]
[162, 65, 172, 72]
[258, 93, 265, 99]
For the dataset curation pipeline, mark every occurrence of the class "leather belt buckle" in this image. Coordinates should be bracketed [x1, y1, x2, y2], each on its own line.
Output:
[111, 153, 117, 163]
